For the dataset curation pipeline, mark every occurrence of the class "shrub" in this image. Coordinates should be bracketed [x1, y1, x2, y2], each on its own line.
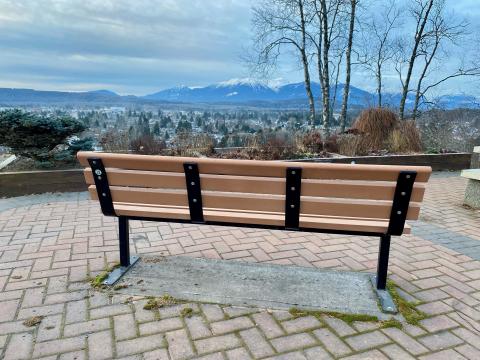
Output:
[130, 135, 166, 155]
[387, 120, 422, 153]
[99, 130, 130, 152]
[68, 137, 95, 154]
[0, 109, 85, 161]
[302, 131, 323, 153]
[418, 110, 479, 153]
[171, 132, 216, 157]
[263, 137, 297, 160]
[337, 134, 369, 156]
[352, 108, 398, 150]
[324, 134, 339, 153]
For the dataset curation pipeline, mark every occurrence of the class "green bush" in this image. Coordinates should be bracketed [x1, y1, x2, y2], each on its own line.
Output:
[68, 137, 94, 154]
[0, 109, 86, 161]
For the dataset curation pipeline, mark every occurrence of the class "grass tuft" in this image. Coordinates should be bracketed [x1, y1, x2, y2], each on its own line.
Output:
[180, 307, 193, 318]
[143, 294, 182, 310]
[89, 263, 120, 289]
[387, 280, 426, 326]
[381, 318, 403, 329]
[289, 308, 378, 325]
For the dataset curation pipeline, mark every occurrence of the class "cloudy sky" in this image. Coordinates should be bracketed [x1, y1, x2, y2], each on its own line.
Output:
[0, 0, 479, 96]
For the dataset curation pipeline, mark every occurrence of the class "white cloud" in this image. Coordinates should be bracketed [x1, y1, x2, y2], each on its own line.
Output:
[0, 0, 478, 96]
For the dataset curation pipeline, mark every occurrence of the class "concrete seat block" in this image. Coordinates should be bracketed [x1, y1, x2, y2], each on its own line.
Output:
[464, 178, 480, 209]
[461, 169, 480, 181]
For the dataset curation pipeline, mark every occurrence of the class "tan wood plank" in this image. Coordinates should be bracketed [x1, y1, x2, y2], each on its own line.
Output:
[84, 169, 426, 202]
[88, 186, 421, 220]
[111, 203, 411, 234]
[78, 151, 432, 182]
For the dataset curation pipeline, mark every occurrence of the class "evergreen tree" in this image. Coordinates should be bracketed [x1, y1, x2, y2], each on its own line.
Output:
[153, 121, 160, 136]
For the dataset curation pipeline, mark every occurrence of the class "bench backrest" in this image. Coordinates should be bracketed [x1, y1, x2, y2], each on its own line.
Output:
[78, 151, 431, 235]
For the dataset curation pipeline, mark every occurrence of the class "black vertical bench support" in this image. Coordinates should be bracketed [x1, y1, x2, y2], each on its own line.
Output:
[285, 167, 302, 230]
[376, 234, 391, 290]
[184, 163, 205, 223]
[88, 158, 139, 286]
[376, 170, 417, 290]
[119, 216, 130, 267]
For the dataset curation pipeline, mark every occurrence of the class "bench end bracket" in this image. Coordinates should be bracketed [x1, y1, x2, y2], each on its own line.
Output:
[88, 158, 116, 217]
[103, 255, 140, 286]
[370, 275, 398, 314]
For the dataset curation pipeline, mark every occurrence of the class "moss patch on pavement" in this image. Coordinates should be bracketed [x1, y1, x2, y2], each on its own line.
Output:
[143, 294, 183, 310]
[89, 263, 120, 289]
[23, 316, 43, 327]
[387, 280, 426, 326]
[180, 307, 193, 318]
[289, 307, 378, 325]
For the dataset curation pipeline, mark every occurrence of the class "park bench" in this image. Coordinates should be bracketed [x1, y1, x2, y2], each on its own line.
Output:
[77, 151, 431, 308]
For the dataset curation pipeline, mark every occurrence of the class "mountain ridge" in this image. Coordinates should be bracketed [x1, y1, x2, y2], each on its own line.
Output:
[0, 80, 478, 110]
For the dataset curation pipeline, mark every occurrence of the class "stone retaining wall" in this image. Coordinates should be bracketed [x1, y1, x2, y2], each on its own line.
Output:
[293, 153, 471, 171]
[0, 169, 86, 198]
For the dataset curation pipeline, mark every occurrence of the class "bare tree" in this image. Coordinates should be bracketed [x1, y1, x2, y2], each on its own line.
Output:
[339, 0, 358, 133]
[251, 0, 317, 127]
[411, 1, 480, 119]
[330, 49, 344, 113]
[310, 0, 344, 136]
[398, 0, 435, 120]
[357, 0, 401, 108]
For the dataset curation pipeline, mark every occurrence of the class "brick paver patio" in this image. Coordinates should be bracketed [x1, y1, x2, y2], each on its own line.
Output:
[0, 172, 479, 359]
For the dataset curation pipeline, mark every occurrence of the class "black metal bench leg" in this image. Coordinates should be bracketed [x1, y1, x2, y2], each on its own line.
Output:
[103, 217, 139, 286]
[376, 234, 391, 290]
[119, 216, 130, 267]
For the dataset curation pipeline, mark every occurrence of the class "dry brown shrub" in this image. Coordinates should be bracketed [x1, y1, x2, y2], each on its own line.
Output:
[302, 131, 323, 153]
[171, 132, 215, 157]
[337, 134, 369, 156]
[129, 135, 166, 155]
[259, 137, 296, 160]
[324, 134, 339, 153]
[99, 130, 130, 152]
[353, 108, 398, 150]
[387, 120, 422, 153]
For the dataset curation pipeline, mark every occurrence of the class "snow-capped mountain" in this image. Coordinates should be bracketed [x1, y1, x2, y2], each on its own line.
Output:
[144, 80, 381, 107]
[143, 79, 479, 109]
[144, 78, 278, 102]
[0, 79, 478, 109]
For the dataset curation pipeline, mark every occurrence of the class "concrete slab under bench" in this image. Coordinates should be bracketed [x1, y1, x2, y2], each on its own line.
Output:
[112, 255, 397, 319]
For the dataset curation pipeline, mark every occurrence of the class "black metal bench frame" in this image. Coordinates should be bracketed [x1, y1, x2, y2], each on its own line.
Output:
[88, 157, 416, 313]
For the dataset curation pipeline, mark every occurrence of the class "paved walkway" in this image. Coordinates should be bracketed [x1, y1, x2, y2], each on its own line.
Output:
[0, 172, 479, 359]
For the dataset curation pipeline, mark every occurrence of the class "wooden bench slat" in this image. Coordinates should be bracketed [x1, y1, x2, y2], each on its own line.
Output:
[84, 169, 427, 202]
[88, 185, 421, 220]
[78, 152, 432, 182]
[112, 203, 411, 234]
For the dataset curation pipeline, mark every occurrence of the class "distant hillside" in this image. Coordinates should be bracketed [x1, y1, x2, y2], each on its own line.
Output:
[0, 88, 141, 105]
[1, 79, 478, 110]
